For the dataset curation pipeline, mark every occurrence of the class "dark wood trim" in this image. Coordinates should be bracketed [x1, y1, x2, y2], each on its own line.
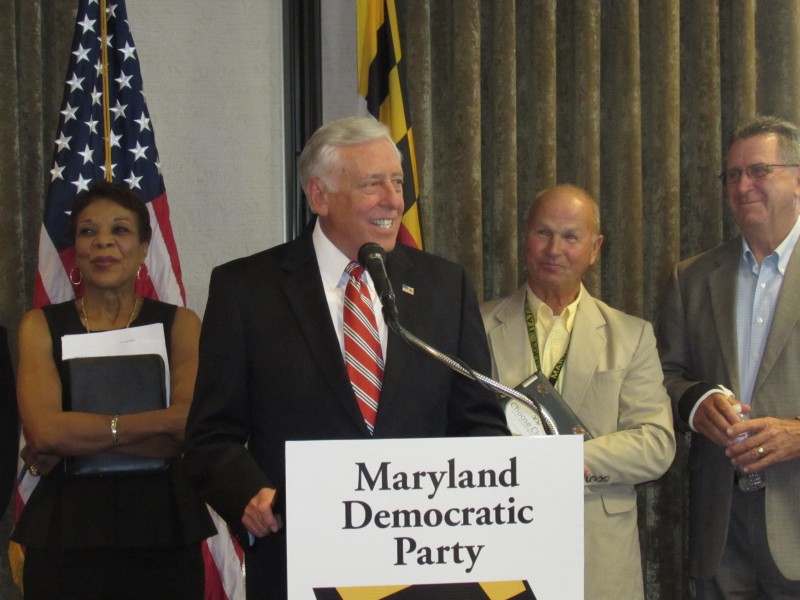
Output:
[283, 0, 322, 240]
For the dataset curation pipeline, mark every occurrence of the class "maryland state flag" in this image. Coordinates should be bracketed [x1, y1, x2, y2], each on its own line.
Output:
[357, 0, 423, 249]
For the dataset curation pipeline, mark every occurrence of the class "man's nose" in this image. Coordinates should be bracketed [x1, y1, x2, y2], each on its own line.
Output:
[379, 180, 403, 203]
[546, 237, 561, 254]
[733, 172, 755, 193]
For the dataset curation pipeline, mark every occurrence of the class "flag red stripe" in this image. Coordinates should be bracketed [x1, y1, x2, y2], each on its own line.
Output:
[150, 192, 187, 305]
[202, 543, 229, 600]
[396, 223, 419, 249]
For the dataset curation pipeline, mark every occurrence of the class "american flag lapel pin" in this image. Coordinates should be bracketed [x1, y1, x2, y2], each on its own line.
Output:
[401, 284, 415, 296]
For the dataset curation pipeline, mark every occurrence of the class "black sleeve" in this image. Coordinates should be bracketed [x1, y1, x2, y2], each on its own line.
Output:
[0, 326, 19, 517]
[183, 267, 271, 538]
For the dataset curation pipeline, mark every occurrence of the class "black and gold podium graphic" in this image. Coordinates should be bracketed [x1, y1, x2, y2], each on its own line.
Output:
[313, 580, 536, 599]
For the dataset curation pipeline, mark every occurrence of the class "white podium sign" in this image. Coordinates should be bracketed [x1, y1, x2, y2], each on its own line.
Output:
[286, 435, 583, 599]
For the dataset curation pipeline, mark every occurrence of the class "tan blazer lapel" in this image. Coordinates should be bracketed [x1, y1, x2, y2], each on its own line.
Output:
[708, 241, 741, 395]
[485, 287, 532, 387]
[561, 292, 605, 414]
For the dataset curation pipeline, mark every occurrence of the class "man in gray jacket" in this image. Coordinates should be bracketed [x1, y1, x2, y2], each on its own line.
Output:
[659, 115, 800, 598]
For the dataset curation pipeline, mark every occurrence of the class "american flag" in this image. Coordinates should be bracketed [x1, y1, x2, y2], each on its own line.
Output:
[12, 1, 245, 598]
[33, 0, 183, 306]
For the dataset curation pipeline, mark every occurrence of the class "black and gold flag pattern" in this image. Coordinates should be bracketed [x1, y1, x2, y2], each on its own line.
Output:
[314, 580, 537, 599]
[357, 0, 423, 249]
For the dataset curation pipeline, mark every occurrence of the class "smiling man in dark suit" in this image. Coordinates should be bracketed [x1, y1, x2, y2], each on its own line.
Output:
[184, 116, 508, 599]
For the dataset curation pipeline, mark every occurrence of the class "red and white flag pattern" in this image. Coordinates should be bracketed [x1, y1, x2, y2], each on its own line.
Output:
[11, 1, 244, 598]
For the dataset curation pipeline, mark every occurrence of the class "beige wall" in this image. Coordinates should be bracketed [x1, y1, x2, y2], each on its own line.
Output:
[126, 1, 286, 316]
[322, 0, 357, 122]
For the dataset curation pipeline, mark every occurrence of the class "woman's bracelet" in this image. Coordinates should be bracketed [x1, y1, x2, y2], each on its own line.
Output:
[111, 414, 120, 446]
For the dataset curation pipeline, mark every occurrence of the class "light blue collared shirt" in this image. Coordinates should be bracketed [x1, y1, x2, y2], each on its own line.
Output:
[735, 215, 800, 407]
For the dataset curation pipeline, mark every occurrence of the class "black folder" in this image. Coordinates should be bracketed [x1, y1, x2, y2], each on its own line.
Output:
[66, 354, 168, 475]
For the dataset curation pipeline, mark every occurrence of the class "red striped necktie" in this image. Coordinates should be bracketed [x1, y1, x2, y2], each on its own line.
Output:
[343, 263, 384, 434]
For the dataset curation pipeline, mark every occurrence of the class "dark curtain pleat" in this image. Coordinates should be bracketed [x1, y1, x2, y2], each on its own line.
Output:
[480, 2, 517, 300]
[721, 1, 756, 144]
[0, 0, 24, 327]
[641, 0, 681, 323]
[515, 0, 556, 292]
[721, 1, 756, 240]
[639, 3, 686, 599]
[756, 1, 800, 124]
[1, 0, 75, 332]
[599, 0, 642, 316]
[680, 2, 724, 259]
[557, 1, 602, 295]
[429, 0, 485, 295]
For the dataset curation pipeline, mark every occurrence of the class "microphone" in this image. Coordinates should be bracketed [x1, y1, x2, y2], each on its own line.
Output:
[356, 242, 555, 435]
[357, 242, 399, 325]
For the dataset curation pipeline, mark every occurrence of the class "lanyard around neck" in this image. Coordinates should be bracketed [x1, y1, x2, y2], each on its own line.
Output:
[525, 300, 569, 386]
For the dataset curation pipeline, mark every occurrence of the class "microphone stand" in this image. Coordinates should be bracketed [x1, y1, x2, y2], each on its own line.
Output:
[387, 319, 557, 436]
[356, 241, 555, 436]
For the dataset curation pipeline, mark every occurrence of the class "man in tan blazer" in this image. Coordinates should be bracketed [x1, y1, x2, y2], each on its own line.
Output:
[482, 185, 675, 600]
[659, 116, 800, 598]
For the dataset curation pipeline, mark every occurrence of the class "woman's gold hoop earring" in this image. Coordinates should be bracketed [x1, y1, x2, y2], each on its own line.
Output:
[137, 265, 144, 281]
[69, 267, 83, 286]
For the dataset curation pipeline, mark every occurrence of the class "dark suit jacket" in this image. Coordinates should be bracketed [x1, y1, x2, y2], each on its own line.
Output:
[0, 326, 18, 518]
[658, 235, 800, 581]
[184, 228, 508, 598]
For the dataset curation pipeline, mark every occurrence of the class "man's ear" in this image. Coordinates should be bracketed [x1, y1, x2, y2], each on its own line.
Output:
[589, 234, 604, 265]
[306, 179, 328, 216]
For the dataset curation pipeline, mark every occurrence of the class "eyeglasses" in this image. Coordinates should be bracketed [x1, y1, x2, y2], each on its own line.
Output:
[720, 162, 800, 184]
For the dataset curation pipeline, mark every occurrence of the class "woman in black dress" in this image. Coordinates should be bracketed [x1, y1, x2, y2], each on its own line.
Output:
[13, 181, 213, 599]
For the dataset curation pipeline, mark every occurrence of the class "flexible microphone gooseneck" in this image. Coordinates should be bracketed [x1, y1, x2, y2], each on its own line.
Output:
[356, 242, 555, 435]
[357, 242, 399, 326]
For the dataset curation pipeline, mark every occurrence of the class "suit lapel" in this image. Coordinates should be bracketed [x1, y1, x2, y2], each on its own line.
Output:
[754, 236, 800, 395]
[280, 231, 368, 433]
[708, 239, 741, 394]
[561, 293, 605, 414]
[486, 288, 532, 387]
[373, 247, 414, 422]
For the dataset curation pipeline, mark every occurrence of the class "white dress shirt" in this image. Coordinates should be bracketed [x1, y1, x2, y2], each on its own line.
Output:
[312, 220, 389, 360]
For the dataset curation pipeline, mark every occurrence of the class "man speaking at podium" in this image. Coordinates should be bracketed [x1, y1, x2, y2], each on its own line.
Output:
[184, 116, 508, 599]
[481, 185, 675, 600]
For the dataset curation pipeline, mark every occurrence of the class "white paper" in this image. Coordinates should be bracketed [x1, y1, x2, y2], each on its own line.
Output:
[61, 323, 171, 405]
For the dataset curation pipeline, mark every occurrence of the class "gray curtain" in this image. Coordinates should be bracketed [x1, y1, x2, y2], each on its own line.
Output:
[1, 1, 75, 330]
[396, 1, 800, 598]
[1, 3, 74, 597]
[2, 1, 800, 598]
